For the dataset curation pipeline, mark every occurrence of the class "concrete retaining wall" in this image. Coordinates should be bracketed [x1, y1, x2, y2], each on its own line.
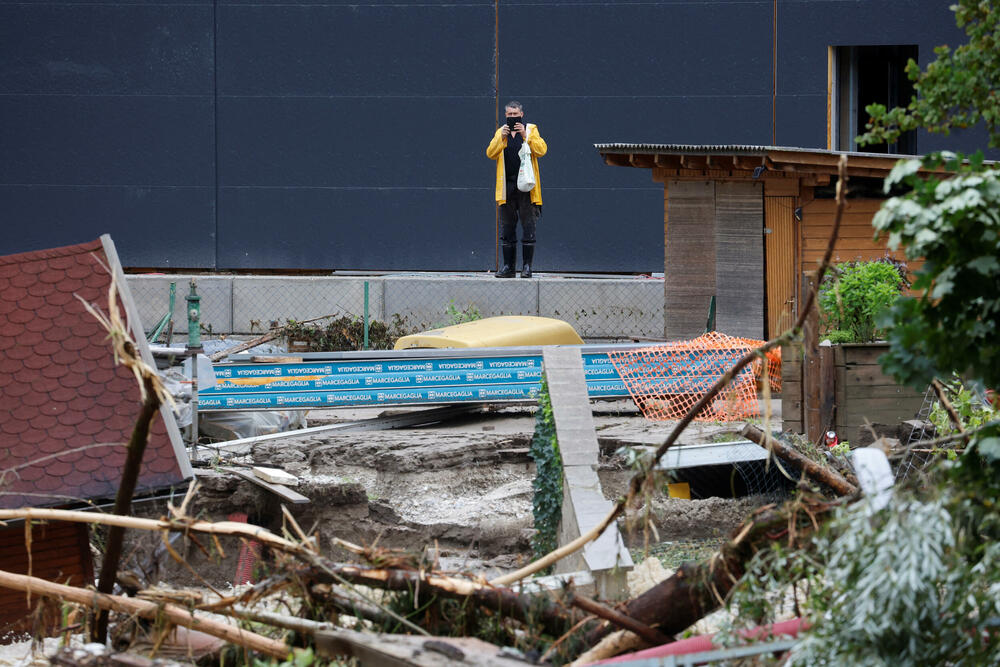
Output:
[126, 274, 665, 340]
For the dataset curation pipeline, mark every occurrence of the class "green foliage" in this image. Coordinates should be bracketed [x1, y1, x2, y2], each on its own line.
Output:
[928, 376, 1000, 436]
[441, 301, 482, 327]
[529, 378, 562, 564]
[858, 0, 1000, 149]
[871, 152, 1000, 389]
[818, 259, 907, 343]
[719, 5, 1000, 662]
[720, 480, 1000, 665]
[284, 314, 409, 352]
[788, 491, 1000, 665]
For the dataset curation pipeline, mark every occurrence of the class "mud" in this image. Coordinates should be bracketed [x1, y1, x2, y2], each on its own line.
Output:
[137, 403, 773, 587]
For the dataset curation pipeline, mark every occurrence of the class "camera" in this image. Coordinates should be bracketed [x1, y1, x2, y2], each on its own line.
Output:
[506, 117, 520, 131]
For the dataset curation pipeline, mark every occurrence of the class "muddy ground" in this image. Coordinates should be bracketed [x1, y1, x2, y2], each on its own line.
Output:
[130, 400, 778, 587]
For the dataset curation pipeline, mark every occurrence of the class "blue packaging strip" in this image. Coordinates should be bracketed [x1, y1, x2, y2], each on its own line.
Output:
[203, 361, 621, 395]
[199, 379, 630, 411]
[199, 348, 750, 411]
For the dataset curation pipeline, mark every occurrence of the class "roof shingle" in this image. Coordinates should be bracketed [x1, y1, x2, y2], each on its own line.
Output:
[0, 238, 189, 509]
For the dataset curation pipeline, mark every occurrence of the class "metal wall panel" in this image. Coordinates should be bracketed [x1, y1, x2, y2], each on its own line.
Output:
[2, 0, 995, 269]
[0, 0, 215, 265]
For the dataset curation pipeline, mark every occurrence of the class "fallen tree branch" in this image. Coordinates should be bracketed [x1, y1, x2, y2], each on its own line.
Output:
[0, 568, 289, 659]
[931, 379, 966, 434]
[568, 593, 670, 646]
[302, 563, 581, 638]
[741, 424, 858, 496]
[492, 156, 851, 588]
[581, 495, 842, 653]
[0, 508, 303, 554]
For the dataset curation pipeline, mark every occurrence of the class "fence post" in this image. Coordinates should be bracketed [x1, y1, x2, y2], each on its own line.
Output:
[802, 271, 822, 443]
[363, 281, 370, 350]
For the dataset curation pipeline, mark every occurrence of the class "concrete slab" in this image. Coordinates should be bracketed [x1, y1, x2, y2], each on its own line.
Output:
[128, 274, 233, 335]
[383, 274, 538, 332]
[539, 278, 663, 339]
[543, 347, 633, 599]
[232, 276, 385, 334]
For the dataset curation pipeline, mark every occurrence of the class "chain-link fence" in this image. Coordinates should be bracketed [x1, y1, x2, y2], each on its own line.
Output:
[125, 273, 666, 345]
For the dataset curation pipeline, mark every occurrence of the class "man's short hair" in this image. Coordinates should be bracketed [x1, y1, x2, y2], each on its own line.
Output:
[505, 101, 523, 112]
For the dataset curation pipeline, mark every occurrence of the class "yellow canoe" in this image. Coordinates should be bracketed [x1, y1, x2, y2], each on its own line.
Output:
[393, 315, 583, 350]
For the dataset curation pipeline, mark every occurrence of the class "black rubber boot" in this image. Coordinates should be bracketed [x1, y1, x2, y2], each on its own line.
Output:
[495, 244, 516, 278]
[520, 244, 534, 278]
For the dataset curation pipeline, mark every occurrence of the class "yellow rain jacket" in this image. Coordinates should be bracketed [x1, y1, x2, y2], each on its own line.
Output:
[486, 123, 547, 205]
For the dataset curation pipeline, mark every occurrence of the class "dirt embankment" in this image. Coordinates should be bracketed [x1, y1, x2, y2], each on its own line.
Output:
[129, 416, 766, 589]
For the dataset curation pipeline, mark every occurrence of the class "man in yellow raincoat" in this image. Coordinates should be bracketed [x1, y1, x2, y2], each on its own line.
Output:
[486, 101, 547, 278]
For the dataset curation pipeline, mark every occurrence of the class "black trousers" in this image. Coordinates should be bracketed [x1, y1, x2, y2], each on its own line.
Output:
[499, 184, 539, 246]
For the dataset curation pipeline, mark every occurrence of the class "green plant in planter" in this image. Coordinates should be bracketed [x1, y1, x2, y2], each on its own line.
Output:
[819, 258, 908, 343]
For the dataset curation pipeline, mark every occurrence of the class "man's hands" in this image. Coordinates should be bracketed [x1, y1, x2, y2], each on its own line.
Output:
[500, 122, 526, 139]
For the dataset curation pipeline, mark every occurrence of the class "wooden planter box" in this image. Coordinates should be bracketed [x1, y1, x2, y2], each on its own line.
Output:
[834, 343, 926, 443]
[782, 341, 926, 444]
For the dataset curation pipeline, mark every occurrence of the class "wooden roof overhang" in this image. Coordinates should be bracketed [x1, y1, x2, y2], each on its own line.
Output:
[594, 143, 926, 185]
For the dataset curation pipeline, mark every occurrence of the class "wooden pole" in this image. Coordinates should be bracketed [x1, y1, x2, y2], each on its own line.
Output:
[741, 424, 857, 496]
[802, 271, 821, 442]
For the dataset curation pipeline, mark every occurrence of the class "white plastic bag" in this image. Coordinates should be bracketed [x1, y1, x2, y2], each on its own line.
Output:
[517, 134, 536, 192]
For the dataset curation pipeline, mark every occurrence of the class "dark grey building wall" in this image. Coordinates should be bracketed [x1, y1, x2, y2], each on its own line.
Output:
[0, 1, 990, 271]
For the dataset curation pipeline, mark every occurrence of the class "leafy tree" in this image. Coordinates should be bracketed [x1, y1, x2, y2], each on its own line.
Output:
[871, 152, 1000, 390]
[714, 3, 1000, 663]
[858, 0, 1000, 392]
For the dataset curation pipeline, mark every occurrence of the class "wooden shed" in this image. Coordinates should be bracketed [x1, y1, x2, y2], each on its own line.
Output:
[595, 144, 919, 341]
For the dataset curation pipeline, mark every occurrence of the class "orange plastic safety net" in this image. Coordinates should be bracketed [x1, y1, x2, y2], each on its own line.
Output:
[608, 331, 781, 422]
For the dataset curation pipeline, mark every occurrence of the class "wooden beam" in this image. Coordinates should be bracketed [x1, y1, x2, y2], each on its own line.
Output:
[603, 153, 631, 168]
[733, 156, 765, 171]
[629, 153, 655, 169]
[654, 154, 683, 170]
[679, 155, 708, 170]
[801, 175, 831, 187]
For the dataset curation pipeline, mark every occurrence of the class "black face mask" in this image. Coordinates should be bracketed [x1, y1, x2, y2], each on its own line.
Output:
[506, 116, 523, 130]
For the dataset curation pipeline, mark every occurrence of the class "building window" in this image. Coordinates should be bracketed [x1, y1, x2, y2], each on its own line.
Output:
[831, 45, 918, 154]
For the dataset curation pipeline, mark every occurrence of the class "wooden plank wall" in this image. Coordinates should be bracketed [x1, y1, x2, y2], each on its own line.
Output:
[715, 182, 764, 340]
[665, 180, 716, 340]
[799, 197, 922, 277]
[0, 521, 94, 637]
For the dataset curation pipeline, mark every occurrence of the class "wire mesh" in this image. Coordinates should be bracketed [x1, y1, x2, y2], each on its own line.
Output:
[125, 273, 666, 344]
[608, 332, 781, 422]
[670, 457, 793, 500]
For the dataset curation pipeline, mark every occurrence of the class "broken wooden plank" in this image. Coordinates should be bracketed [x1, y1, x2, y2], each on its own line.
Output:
[215, 467, 310, 504]
[252, 466, 299, 486]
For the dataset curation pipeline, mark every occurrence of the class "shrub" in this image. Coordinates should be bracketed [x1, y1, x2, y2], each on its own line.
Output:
[284, 314, 409, 351]
[819, 258, 908, 343]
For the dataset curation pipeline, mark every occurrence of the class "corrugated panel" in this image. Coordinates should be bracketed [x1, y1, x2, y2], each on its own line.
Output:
[715, 182, 764, 340]
[665, 181, 716, 340]
[766, 196, 797, 337]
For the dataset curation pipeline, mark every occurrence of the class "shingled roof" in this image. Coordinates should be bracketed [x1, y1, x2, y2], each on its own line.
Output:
[0, 236, 191, 509]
